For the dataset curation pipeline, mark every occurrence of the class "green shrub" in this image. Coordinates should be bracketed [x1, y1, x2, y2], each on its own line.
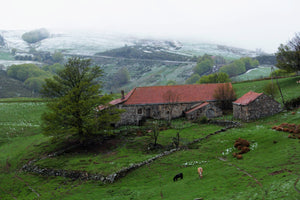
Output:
[198, 116, 208, 124]
[284, 96, 300, 109]
[185, 74, 201, 84]
[263, 82, 279, 98]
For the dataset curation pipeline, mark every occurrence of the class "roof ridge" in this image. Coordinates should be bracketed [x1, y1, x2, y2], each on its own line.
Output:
[134, 83, 231, 89]
[233, 91, 264, 105]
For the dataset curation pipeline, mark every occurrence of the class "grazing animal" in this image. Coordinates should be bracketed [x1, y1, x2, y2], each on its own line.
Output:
[197, 167, 203, 178]
[173, 173, 183, 181]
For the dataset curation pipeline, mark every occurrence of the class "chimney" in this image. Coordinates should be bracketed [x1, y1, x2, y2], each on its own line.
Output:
[121, 90, 125, 99]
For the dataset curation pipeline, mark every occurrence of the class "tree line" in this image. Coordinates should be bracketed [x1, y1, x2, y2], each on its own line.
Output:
[6, 63, 64, 93]
[185, 54, 259, 84]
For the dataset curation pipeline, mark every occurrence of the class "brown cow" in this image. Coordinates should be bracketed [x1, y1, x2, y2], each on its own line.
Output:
[197, 167, 203, 178]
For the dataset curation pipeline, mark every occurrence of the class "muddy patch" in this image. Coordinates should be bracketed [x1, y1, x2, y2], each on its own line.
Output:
[269, 169, 292, 176]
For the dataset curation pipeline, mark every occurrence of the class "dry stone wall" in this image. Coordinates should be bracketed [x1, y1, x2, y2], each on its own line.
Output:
[21, 120, 240, 183]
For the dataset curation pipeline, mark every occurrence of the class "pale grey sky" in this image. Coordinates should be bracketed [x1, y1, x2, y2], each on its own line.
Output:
[1, 0, 300, 53]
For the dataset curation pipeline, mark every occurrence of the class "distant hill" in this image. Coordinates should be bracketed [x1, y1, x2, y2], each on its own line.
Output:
[0, 70, 39, 98]
[0, 29, 266, 95]
[96, 45, 191, 61]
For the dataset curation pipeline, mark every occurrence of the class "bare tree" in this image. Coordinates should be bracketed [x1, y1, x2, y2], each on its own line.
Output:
[213, 83, 237, 110]
[151, 121, 160, 146]
[276, 32, 300, 73]
[162, 90, 180, 125]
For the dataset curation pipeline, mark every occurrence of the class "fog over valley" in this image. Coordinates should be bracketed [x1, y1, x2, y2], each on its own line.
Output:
[1, 0, 300, 53]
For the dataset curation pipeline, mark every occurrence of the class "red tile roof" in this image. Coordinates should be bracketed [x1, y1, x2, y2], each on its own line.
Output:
[109, 88, 136, 105]
[233, 91, 263, 105]
[98, 89, 136, 110]
[185, 102, 209, 114]
[111, 83, 231, 105]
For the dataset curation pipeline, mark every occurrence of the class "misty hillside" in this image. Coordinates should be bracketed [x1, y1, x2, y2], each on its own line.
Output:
[96, 45, 191, 61]
[0, 29, 268, 96]
[0, 29, 258, 58]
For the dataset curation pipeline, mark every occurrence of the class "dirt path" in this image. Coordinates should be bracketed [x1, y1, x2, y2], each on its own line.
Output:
[14, 175, 40, 198]
[294, 177, 300, 194]
[217, 157, 266, 199]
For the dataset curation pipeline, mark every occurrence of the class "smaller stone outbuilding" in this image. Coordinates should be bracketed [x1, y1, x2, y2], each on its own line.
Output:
[185, 102, 222, 120]
[233, 91, 282, 121]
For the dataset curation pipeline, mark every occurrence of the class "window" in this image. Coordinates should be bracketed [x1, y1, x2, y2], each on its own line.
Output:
[137, 108, 142, 114]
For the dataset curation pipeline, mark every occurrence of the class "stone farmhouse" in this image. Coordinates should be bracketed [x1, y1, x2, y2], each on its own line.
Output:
[106, 84, 227, 125]
[233, 91, 282, 121]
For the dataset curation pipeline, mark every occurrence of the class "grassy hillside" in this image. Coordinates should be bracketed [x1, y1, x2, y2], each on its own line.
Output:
[231, 65, 273, 82]
[0, 79, 299, 199]
[96, 45, 191, 61]
[233, 76, 300, 103]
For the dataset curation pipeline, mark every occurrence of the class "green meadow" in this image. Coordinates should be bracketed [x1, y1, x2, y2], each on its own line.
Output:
[0, 76, 299, 199]
[231, 66, 273, 82]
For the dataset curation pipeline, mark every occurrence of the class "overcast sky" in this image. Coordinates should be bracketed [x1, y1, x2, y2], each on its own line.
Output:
[2, 0, 300, 53]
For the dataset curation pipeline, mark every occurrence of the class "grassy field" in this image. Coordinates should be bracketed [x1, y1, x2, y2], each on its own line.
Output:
[231, 65, 273, 82]
[233, 76, 300, 102]
[0, 51, 14, 61]
[0, 77, 300, 199]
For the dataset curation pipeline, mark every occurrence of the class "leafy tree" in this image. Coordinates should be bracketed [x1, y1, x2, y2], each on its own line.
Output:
[240, 57, 259, 70]
[193, 57, 214, 75]
[213, 83, 237, 110]
[41, 57, 122, 143]
[263, 82, 279, 98]
[276, 33, 300, 73]
[213, 55, 226, 65]
[42, 63, 64, 74]
[7, 64, 49, 82]
[185, 74, 201, 84]
[217, 72, 231, 83]
[255, 55, 276, 65]
[22, 28, 50, 43]
[24, 77, 45, 93]
[219, 57, 259, 77]
[52, 51, 64, 63]
[270, 69, 295, 77]
[113, 67, 130, 86]
[198, 72, 231, 84]
[219, 60, 246, 77]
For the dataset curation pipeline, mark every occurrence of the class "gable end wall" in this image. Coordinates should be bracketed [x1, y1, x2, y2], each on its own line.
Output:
[233, 94, 282, 121]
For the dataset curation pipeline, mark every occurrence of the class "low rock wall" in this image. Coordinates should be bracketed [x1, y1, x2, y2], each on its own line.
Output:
[21, 120, 240, 183]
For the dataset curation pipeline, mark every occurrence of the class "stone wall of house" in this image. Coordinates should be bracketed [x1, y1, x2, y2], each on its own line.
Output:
[233, 94, 282, 121]
[117, 103, 199, 125]
[186, 103, 223, 120]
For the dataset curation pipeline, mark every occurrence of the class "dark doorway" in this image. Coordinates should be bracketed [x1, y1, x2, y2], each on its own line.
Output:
[146, 108, 151, 118]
